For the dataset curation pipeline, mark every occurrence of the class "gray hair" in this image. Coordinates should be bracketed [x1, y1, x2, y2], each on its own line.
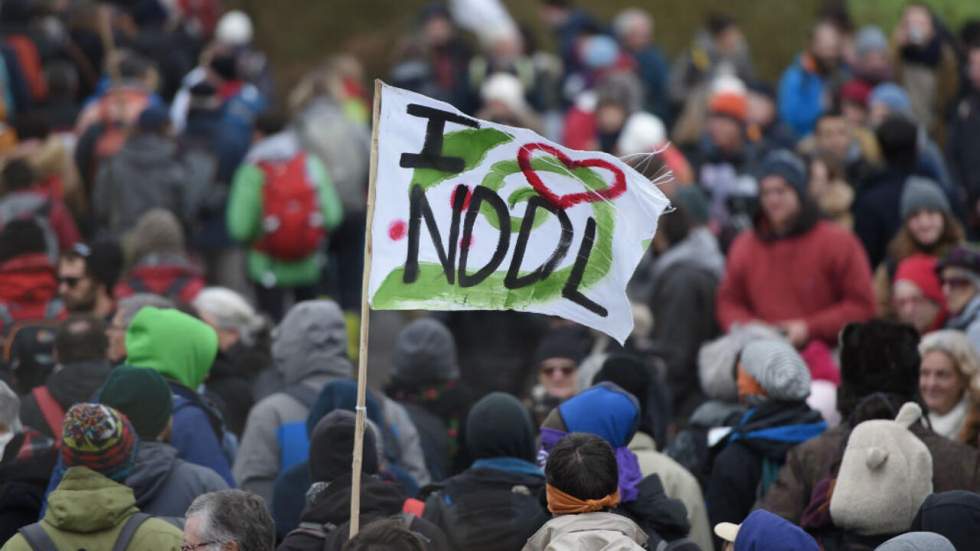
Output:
[116, 293, 175, 329]
[192, 287, 266, 347]
[186, 490, 274, 551]
[0, 381, 21, 433]
[613, 8, 653, 40]
[920, 329, 980, 393]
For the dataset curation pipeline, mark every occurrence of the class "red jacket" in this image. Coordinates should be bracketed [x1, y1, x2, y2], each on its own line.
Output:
[716, 220, 875, 344]
[0, 253, 63, 331]
[114, 262, 205, 305]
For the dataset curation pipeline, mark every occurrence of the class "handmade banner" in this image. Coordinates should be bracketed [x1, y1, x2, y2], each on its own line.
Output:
[368, 83, 670, 343]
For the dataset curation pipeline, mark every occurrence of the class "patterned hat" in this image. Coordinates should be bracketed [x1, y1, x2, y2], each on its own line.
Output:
[61, 403, 138, 482]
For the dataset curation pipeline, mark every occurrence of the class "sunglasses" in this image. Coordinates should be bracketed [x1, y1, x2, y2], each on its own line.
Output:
[59, 276, 82, 288]
[541, 365, 576, 377]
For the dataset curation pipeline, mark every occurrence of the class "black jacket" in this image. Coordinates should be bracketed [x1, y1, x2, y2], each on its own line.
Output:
[205, 341, 273, 436]
[0, 431, 57, 543]
[618, 474, 692, 546]
[277, 474, 449, 551]
[19, 360, 112, 437]
[852, 167, 913, 268]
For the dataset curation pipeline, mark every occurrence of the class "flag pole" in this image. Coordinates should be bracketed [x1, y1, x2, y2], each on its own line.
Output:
[350, 79, 382, 539]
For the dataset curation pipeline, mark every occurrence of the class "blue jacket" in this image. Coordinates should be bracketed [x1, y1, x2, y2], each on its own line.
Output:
[778, 55, 826, 137]
[171, 387, 236, 487]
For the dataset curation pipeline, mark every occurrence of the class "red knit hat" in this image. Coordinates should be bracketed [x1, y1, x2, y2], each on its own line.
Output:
[840, 80, 872, 108]
[895, 254, 946, 308]
[709, 91, 748, 123]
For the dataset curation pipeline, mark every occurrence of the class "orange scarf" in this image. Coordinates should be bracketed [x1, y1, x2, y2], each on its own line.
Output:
[546, 483, 621, 515]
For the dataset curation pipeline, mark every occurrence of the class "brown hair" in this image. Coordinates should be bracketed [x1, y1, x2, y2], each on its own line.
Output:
[886, 211, 964, 262]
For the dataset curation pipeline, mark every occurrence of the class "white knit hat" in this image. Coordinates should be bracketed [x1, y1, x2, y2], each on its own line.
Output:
[481, 72, 527, 114]
[740, 339, 812, 401]
[830, 402, 933, 536]
[216, 10, 253, 47]
[616, 112, 666, 156]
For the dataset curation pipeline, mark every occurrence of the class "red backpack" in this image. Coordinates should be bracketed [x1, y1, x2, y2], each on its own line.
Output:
[255, 153, 325, 261]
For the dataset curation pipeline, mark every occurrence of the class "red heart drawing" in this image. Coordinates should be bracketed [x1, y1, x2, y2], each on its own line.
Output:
[517, 142, 627, 210]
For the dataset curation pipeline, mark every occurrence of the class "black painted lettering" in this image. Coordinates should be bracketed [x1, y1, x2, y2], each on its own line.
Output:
[505, 196, 573, 289]
[399, 104, 480, 172]
[561, 217, 608, 317]
[458, 187, 510, 287]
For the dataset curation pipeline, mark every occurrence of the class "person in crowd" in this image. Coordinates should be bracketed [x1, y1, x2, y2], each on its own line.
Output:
[234, 300, 353, 504]
[591, 358, 713, 551]
[114, 209, 206, 305]
[106, 293, 175, 365]
[745, 81, 797, 152]
[910, 490, 980, 551]
[422, 392, 548, 550]
[100, 366, 228, 519]
[918, 330, 979, 441]
[707, 339, 825, 544]
[537, 0, 599, 89]
[892, 3, 959, 143]
[839, 79, 873, 128]
[523, 433, 650, 551]
[892, 255, 948, 334]
[0, 381, 57, 544]
[801, 110, 880, 189]
[183, 490, 275, 551]
[18, 315, 112, 439]
[226, 111, 343, 321]
[778, 18, 846, 136]
[875, 533, 954, 551]
[124, 306, 234, 486]
[850, 25, 892, 89]
[826, 403, 933, 550]
[713, 509, 819, 551]
[385, 317, 470, 482]
[562, 72, 644, 152]
[525, 325, 592, 427]
[476, 72, 543, 133]
[937, 245, 980, 351]
[633, 200, 722, 417]
[193, 287, 273, 436]
[612, 8, 669, 120]
[92, 105, 211, 237]
[716, 149, 875, 348]
[761, 320, 980, 522]
[617, 112, 694, 188]
[57, 240, 122, 319]
[1, 404, 183, 551]
[277, 410, 449, 551]
[0, 158, 79, 252]
[0, 219, 64, 333]
[806, 154, 854, 229]
[873, 177, 963, 318]
[947, 38, 980, 236]
[539, 383, 693, 547]
[341, 519, 427, 551]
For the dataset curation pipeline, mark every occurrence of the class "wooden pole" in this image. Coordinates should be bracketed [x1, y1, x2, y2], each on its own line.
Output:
[349, 79, 383, 539]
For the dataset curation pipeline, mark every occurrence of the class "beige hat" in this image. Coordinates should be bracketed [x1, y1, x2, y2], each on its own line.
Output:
[714, 522, 740, 543]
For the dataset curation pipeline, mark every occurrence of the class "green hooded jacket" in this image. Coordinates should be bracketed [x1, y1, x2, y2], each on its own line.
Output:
[0, 467, 182, 551]
[125, 306, 219, 389]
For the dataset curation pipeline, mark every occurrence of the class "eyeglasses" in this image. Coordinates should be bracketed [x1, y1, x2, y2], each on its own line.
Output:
[58, 276, 81, 288]
[541, 366, 575, 378]
[941, 276, 975, 289]
[181, 541, 225, 551]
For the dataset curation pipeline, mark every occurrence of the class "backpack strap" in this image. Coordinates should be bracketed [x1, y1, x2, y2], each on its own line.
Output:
[111, 513, 151, 551]
[31, 386, 65, 445]
[163, 275, 192, 300]
[127, 274, 148, 294]
[402, 497, 425, 518]
[43, 298, 62, 320]
[18, 523, 58, 551]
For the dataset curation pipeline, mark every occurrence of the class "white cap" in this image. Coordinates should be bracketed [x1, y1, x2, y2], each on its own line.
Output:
[617, 112, 666, 156]
[481, 72, 527, 113]
[714, 522, 740, 543]
[216, 10, 253, 47]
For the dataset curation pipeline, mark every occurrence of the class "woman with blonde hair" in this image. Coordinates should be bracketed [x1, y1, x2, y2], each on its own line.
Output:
[918, 329, 980, 442]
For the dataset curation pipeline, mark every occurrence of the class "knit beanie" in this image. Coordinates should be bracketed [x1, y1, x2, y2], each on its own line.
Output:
[840, 79, 872, 107]
[895, 255, 946, 308]
[128, 208, 185, 263]
[308, 409, 379, 483]
[875, 533, 954, 551]
[0, 218, 48, 264]
[99, 365, 173, 440]
[61, 403, 138, 483]
[838, 320, 921, 418]
[870, 83, 913, 117]
[534, 325, 592, 366]
[391, 317, 459, 386]
[739, 339, 811, 401]
[616, 112, 667, 156]
[936, 244, 980, 276]
[911, 491, 980, 551]
[709, 90, 748, 123]
[582, 34, 620, 70]
[901, 177, 951, 219]
[698, 322, 784, 402]
[137, 105, 169, 133]
[758, 149, 808, 199]
[829, 402, 932, 536]
[855, 25, 888, 57]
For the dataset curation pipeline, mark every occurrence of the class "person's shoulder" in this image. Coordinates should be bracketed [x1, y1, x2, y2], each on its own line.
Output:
[133, 516, 183, 548]
[172, 457, 230, 490]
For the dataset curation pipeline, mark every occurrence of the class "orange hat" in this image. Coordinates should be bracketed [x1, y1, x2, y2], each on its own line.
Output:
[710, 91, 748, 123]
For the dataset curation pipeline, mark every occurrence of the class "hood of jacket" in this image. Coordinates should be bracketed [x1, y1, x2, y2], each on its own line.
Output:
[45, 466, 139, 533]
[618, 473, 691, 541]
[125, 306, 219, 389]
[48, 360, 113, 407]
[302, 474, 404, 527]
[525, 512, 648, 551]
[0, 253, 58, 305]
[244, 130, 301, 164]
[117, 133, 179, 167]
[272, 300, 351, 385]
[466, 392, 536, 462]
[651, 227, 725, 285]
[125, 441, 178, 509]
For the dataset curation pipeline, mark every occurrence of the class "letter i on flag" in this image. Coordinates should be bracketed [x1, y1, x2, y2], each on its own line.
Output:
[367, 82, 670, 344]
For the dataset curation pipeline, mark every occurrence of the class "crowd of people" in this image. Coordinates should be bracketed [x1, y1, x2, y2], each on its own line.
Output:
[2, 0, 980, 550]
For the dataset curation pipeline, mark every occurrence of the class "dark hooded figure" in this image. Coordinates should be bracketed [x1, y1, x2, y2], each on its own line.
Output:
[911, 490, 980, 551]
[422, 393, 549, 550]
[277, 410, 449, 551]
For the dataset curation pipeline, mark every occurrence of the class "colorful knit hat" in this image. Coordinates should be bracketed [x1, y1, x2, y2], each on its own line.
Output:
[61, 403, 138, 482]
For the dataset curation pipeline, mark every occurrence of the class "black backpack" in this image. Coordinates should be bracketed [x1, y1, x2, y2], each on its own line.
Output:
[288, 509, 423, 551]
[18, 512, 150, 551]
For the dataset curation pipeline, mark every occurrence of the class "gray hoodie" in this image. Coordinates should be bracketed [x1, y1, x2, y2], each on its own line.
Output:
[127, 441, 228, 522]
[234, 300, 353, 504]
[522, 512, 648, 551]
[875, 532, 955, 551]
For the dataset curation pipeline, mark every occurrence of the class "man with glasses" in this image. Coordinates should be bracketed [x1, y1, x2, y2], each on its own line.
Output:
[57, 240, 122, 319]
[938, 245, 980, 354]
[525, 326, 591, 427]
[183, 490, 274, 551]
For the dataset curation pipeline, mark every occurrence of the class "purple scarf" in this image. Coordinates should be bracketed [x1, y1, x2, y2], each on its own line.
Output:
[538, 427, 644, 502]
